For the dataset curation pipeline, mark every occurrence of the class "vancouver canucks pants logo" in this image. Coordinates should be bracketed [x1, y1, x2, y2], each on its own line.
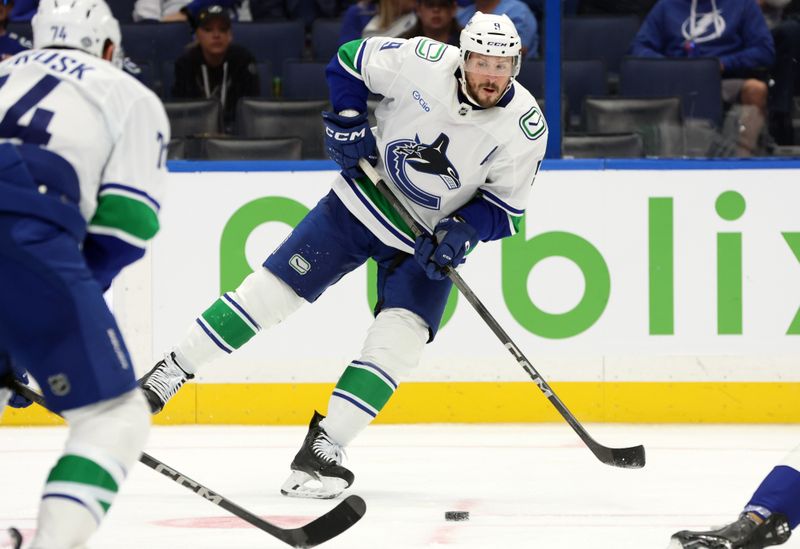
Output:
[385, 133, 460, 210]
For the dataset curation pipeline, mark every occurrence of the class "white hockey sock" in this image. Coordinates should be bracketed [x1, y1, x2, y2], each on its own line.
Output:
[321, 308, 428, 446]
[29, 389, 150, 549]
[174, 268, 304, 374]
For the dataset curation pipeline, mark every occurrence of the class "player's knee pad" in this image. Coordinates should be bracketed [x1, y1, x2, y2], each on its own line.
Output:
[62, 388, 150, 470]
[359, 308, 429, 379]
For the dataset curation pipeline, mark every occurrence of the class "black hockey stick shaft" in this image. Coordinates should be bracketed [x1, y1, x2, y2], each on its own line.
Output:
[358, 158, 645, 469]
[8, 380, 366, 548]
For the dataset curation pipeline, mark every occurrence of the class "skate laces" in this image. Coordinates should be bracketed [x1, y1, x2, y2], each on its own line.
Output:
[311, 431, 345, 465]
[144, 354, 191, 401]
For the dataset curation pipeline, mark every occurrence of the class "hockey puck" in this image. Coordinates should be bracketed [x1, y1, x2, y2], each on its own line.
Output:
[445, 511, 469, 521]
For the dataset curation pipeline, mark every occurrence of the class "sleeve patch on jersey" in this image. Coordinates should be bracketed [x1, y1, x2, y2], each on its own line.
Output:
[519, 106, 546, 141]
[338, 39, 366, 78]
[90, 194, 159, 242]
[414, 39, 447, 62]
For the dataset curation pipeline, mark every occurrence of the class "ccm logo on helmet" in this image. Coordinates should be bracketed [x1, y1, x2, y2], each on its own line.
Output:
[325, 127, 366, 141]
[486, 41, 509, 46]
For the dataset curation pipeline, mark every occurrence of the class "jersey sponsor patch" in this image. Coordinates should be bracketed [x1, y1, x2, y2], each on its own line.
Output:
[519, 106, 546, 141]
[415, 39, 446, 62]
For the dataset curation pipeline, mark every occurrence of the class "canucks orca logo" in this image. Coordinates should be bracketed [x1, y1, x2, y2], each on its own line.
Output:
[385, 133, 460, 210]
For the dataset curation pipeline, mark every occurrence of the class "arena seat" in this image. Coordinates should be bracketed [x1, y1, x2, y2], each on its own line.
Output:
[619, 57, 723, 127]
[234, 99, 329, 159]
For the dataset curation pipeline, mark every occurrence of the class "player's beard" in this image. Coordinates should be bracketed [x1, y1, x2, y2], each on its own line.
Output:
[466, 76, 507, 108]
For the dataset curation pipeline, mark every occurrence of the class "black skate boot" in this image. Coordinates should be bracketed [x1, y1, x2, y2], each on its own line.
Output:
[0, 527, 21, 549]
[280, 411, 354, 500]
[138, 352, 194, 414]
[669, 511, 791, 549]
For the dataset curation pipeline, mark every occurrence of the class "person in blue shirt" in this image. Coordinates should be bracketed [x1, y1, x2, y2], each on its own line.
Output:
[630, 0, 775, 155]
[457, 0, 538, 57]
[339, 0, 378, 43]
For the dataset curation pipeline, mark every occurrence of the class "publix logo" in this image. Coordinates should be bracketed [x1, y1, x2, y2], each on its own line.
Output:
[218, 190, 800, 340]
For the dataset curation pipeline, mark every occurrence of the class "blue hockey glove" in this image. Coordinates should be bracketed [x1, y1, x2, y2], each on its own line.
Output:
[414, 216, 480, 280]
[322, 111, 377, 178]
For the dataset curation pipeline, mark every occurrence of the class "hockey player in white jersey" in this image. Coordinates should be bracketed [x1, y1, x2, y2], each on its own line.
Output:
[668, 443, 799, 548]
[139, 12, 546, 499]
[0, 0, 170, 546]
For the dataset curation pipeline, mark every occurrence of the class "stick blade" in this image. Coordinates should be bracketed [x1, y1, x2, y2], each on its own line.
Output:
[593, 444, 646, 469]
[286, 494, 367, 548]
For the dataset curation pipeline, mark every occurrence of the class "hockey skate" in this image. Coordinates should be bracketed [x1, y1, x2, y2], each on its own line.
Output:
[669, 512, 791, 549]
[138, 352, 194, 414]
[0, 527, 21, 549]
[280, 411, 354, 500]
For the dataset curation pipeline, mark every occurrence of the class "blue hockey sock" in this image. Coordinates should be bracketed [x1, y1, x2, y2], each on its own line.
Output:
[746, 465, 800, 529]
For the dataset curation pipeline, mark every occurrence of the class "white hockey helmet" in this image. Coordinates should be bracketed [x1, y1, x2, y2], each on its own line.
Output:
[32, 0, 122, 67]
[459, 12, 522, 78]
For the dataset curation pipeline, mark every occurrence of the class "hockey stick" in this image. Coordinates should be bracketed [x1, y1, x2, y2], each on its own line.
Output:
[357, 158, 645, 469]
[7, 380, 367, 548]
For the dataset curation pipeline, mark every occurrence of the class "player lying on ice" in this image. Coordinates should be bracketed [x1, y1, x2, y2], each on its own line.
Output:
[139, 11, 548, 499]
[0, 0, 169, 546]
[668, 443, 799, 548]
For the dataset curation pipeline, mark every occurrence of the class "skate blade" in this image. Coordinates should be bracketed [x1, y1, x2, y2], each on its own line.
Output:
[667, 535, 715, 549]
[280, 470, 349, 500]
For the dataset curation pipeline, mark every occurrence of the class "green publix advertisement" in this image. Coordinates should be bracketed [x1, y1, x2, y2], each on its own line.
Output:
[133, 167, 800, 425]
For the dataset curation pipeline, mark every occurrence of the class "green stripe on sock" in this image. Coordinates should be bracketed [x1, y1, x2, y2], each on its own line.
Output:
[201, 299, 257, 349]
[90, 194, 159, 241]
[47, 455, 118, 492]
[335, 365, 395, 411]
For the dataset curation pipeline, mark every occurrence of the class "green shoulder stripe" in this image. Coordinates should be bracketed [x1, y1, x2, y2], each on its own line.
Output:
[90, 194, 159, 242]
[338, 39, 366, 75]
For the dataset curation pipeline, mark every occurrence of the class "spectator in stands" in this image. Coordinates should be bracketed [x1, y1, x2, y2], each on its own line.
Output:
[172, 5, 259, 131]
[578, 0, 657, 18]
[400, 0, 461, 44]
[133, 0, 241, 23]
[630, 0, 775, 156]
[0, 0, 30, 55]
[457, 0, 539, 57]
[762, 0, 800, 144]
[340, 0, 378, 42]
[361, 0, 417, 37]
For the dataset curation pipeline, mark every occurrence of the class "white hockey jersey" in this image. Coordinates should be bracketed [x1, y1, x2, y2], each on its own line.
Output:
[0, 48, 170, 253]
[330, 36, 547, 253]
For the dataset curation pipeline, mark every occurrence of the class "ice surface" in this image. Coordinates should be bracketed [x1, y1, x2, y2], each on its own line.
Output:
[1, 423, 798, 548]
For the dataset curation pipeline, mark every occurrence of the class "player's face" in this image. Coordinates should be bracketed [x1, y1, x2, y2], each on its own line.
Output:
[197, 19, 232, 57]
[464, 53, 513, 108]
